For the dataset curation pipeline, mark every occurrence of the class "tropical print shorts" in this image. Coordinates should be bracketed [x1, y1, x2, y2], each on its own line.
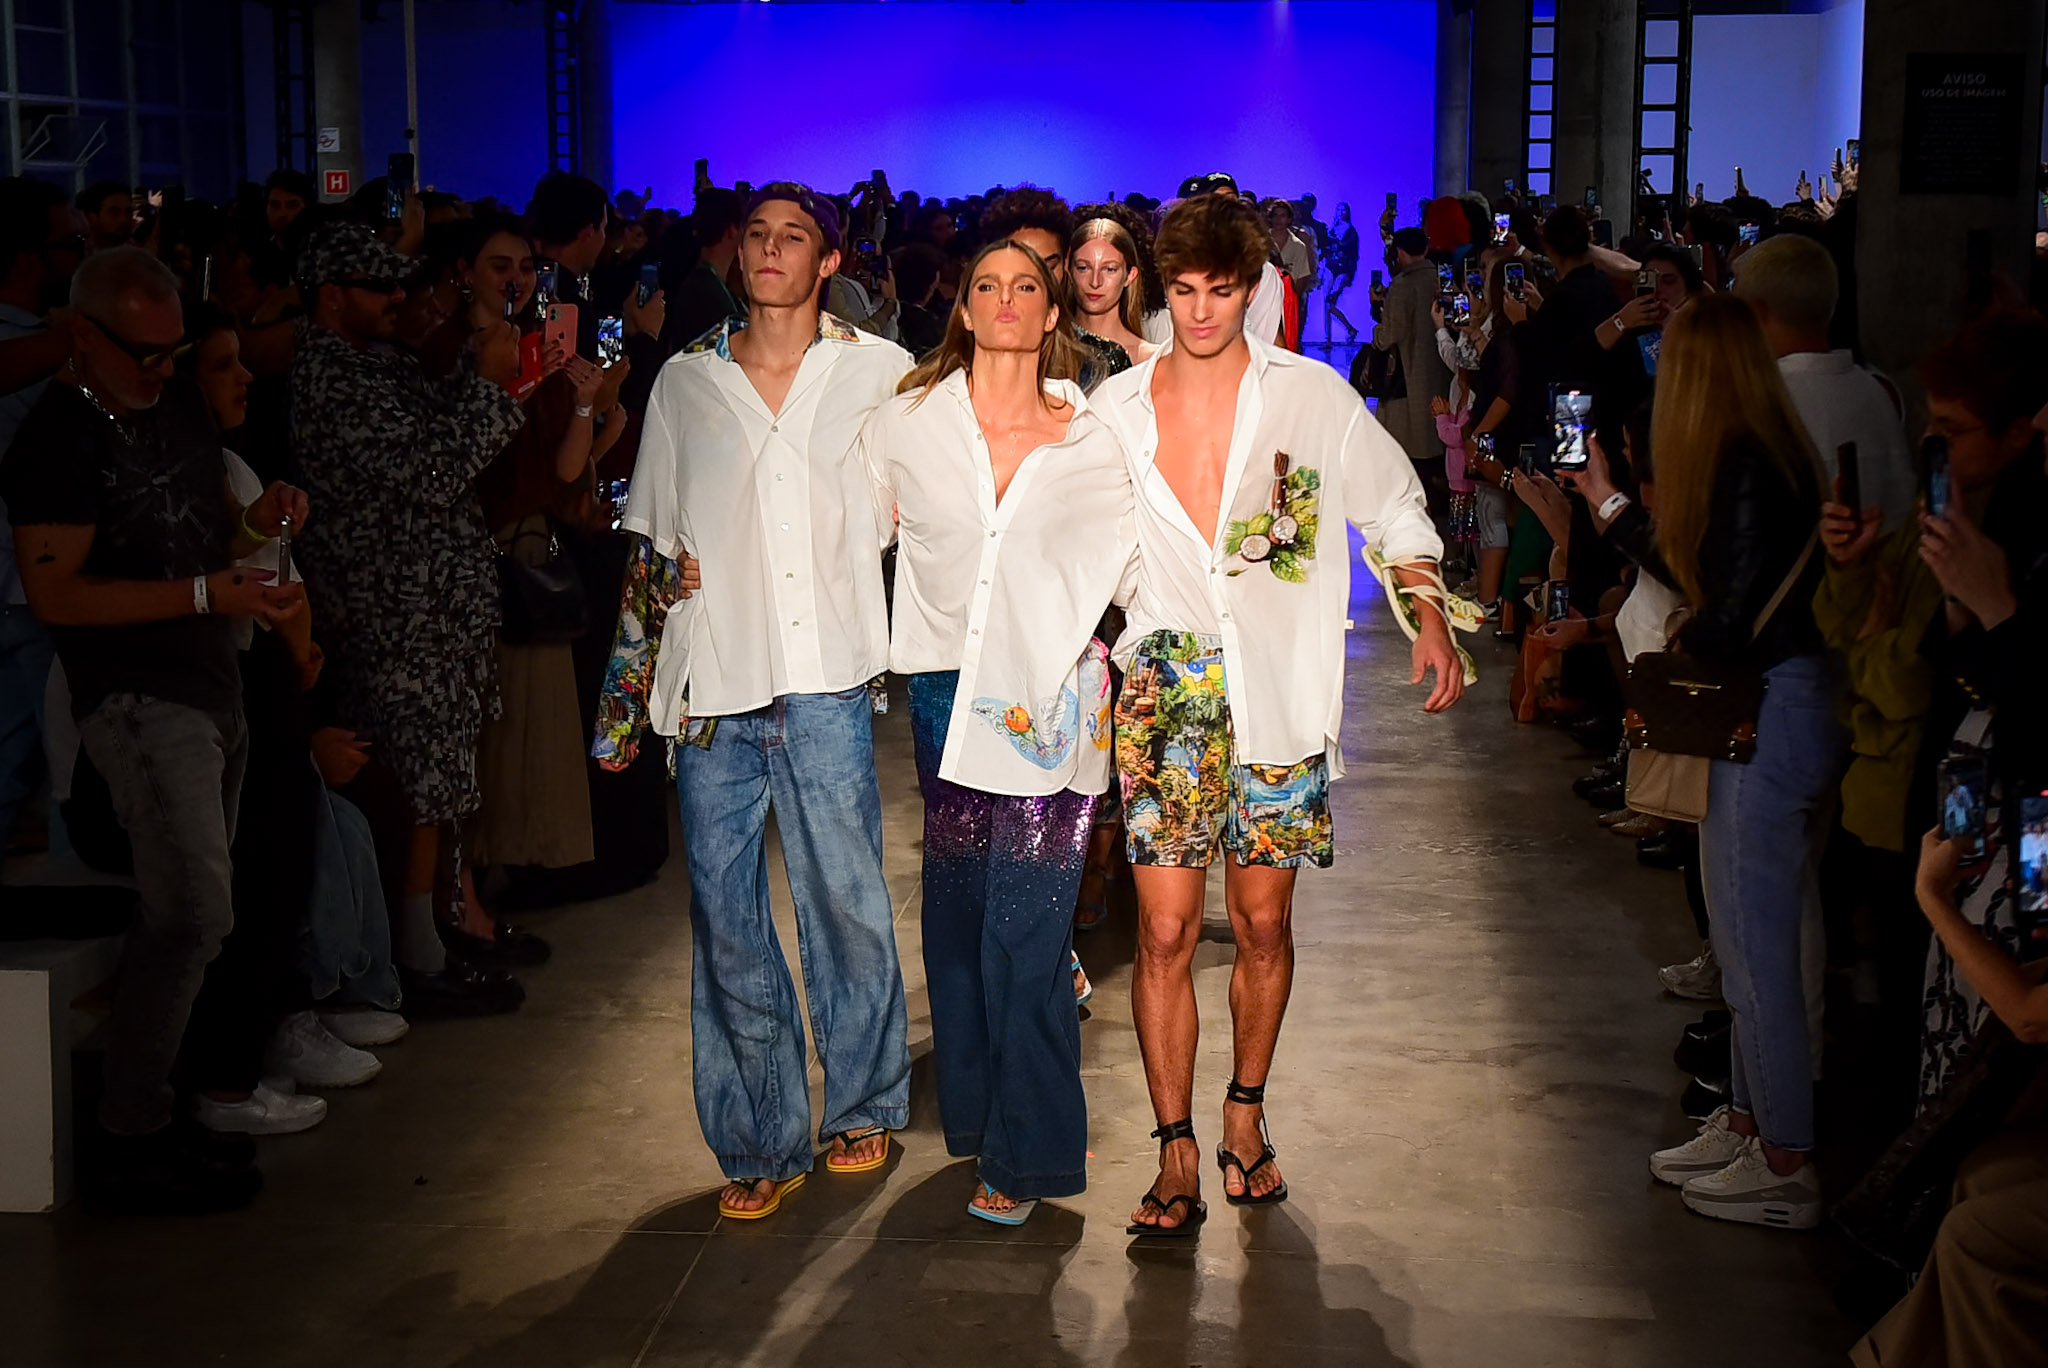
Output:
[1114, 631, 1333, 870]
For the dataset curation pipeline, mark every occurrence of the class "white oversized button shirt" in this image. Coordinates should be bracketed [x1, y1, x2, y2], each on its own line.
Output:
[862, 371, 1137, 797]
[622, 315, 910, 722]
[1093, 336, 1442, 776]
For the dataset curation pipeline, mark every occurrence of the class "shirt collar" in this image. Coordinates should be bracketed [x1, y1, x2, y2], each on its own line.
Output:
[1131, 333, 1273, 414]
[695, 310, 860, 363]
[940, 367, 1093, 422]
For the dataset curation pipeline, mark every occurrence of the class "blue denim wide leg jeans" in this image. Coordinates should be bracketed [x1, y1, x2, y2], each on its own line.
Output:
[675, 688, 910, 1184]
[909, 672, 1091, 1200]
[1700, 654, 1845, 1153]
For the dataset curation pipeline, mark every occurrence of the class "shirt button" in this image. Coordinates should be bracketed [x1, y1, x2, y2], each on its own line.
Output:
[771, 424, 779, 433]
[776, 473, 784, 481]
[780, 522, 790, 531]
[980, 579, 989, 586]
[987, 530, 997, 539]
[791, 619, 800, 627]
[785, 572, 794, 579]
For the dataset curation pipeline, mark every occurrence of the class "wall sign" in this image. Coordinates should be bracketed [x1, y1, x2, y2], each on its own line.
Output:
[317, 127, 341, 155]
[1900, 52, 2024, 195]
[323, 169, 351, 198]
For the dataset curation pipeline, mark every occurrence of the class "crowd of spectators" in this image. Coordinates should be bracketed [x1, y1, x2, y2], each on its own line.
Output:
[0, 151, 2042, 1362]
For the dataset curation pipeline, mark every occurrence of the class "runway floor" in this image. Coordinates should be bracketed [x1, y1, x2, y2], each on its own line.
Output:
[6, 563, 1863, 1366]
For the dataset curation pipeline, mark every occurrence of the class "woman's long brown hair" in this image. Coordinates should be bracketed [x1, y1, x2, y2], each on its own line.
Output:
[1649, 292, 1824, 605]
[898, 238, 1087, 403]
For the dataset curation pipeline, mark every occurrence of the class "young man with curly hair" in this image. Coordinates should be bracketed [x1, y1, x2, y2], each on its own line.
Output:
[1092, 192, 1463, 1238]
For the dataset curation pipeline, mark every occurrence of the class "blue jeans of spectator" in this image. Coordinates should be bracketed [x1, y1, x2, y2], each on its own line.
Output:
[909, 672, 1092, 1200]
[0, 602, 53, 845]
[675, 687, 909, 1183]
[77, 694, 248, 1135]
[1701, 654, 1844, 1153]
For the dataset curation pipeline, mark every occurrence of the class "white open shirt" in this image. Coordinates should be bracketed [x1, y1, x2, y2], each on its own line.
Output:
[1093, 336, 1442, 776]
[622, 316, 910, 723]
[862, 371, 1137, 797]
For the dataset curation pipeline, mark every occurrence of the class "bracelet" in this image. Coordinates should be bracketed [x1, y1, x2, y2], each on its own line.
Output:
[1598, 492, 1632, 521]
[573, 403, 595, 418]
[192, 574, 211, 616]
[239, 506, 273, 543]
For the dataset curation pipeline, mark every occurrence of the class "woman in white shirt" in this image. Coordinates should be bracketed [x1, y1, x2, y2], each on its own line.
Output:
[862, 238, 1138, 1227]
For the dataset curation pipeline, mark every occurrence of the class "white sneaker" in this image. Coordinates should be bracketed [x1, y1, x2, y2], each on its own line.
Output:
[267, 1010, 382, 1088]
[194, 1082, 328, 1135]
[1659, 944, 1723, 1001]
[1649, 1106, 1748, 1186]
[1680, 1138, 1822, 1229]
[319, 1008, 410, 1048]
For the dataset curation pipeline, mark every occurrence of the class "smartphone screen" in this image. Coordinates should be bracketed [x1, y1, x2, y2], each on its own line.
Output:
[1738, 223, 1761, 246]
[1550, 387, 1593, 470]
[1547, 581, 1572, 622]
[1846, 138, 1860, 167]
[1492, 213, 1510, 243]
[1517, 442, 1538, 475]
[1466, 270, 1485, 296]
[1436, 264, 1455, 294]
[1505, 261, 1525, 299]
[1385, 191, 1398, 210]
[2020, 792, 2048, 927]
[1939, 754, 1990, 861]
[535, 262, 559, 305]
[596, 315, 624, 366]
[1836, 440, 1861, 514]
[1583, 185, 1598, 210]
[1505, 178, 1518, 195]
[1449, 292, 1471, 327]
[502, 282, 519, 322]
[637, 262, 659, 307]
[1924, 434, 1952, 519]
[1370, 269, 1384, 291]
[1635, 269, 1655, 297]
[1473, 433, 1496, 463]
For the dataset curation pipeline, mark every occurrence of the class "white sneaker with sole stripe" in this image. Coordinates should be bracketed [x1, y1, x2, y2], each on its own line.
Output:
[1680, 1137, 1821, 1230]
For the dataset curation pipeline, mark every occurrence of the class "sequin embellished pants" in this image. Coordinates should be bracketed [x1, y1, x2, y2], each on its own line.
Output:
[909, 672, 1092, 1200]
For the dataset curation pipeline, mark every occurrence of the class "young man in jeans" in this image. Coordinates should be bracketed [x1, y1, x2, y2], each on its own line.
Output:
[1094, 194, 1462, 1236]
[0, 247, 308, 1212]
[607, 184, 911, 1219]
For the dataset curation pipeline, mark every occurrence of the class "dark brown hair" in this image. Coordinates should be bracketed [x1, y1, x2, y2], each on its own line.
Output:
[1154, 194, 1268, 290]
[1920, 306, 2048, 436]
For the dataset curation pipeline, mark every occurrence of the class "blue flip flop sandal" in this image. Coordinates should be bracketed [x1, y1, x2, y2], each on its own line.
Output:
[966, 1179, 1038, 1227]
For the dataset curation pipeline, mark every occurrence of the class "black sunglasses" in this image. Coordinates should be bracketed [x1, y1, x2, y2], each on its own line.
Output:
[85, 315, 192, 370]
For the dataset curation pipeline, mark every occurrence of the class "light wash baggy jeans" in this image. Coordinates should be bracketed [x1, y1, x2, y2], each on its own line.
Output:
[77, 693, 249, 1135]
[675, 687, 911, 1183]
[1700, 654, 1845, 1153]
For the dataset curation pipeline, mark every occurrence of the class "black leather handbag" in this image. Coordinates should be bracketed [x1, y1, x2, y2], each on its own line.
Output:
[1351, 340, 1406, 402]
[1623, 531, 1817, 763]
[497, 523, 587, 646]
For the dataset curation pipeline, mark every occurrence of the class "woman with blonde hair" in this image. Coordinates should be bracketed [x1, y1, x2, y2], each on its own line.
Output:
[1579, 292, 1841, 1230]
[862, 237, 1136, 1226]
[1067, 213, 1158, 381]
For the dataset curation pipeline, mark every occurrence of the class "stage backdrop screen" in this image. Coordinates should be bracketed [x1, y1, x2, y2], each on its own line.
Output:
[611, 1, 1437, 214]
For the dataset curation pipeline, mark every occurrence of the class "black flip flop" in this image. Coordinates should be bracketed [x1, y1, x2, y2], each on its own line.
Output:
[1126, 1118, 1207, 1239]
[1217, 1078, 1289, 1206]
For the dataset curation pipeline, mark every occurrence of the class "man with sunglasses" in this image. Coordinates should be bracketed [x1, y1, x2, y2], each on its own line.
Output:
[1, 245, 310, 1213]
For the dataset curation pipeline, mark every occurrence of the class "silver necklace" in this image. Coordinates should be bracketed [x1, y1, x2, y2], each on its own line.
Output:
[71, 373, 135, 444]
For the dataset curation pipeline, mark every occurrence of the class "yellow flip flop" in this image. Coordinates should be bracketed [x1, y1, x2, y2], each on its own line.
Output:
[718, 1171, 806, 1221]
[823, 1126, 892, 1175]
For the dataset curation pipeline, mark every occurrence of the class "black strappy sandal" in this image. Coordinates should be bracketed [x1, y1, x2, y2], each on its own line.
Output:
[1216, 1079, 1289, 1206]
[1126, 1118, 1208, 1239]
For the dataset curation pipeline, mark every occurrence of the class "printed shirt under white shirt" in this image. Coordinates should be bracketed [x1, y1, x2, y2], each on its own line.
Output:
[620, 313, 909, 728]
[861, 370, 1137, 798]
[1093, 334, 1442, 777]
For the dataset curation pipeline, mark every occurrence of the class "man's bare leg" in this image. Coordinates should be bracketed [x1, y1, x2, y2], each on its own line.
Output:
[1220, 860, 1296, 1199]
[1129, 865, 1207, 1230]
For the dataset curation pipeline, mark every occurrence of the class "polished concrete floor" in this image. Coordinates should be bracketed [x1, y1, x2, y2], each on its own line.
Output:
[4, 569, 1865, 1367]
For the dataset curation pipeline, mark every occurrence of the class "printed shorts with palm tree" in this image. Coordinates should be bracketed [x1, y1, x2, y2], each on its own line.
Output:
[1114, 631, 1333, 870]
